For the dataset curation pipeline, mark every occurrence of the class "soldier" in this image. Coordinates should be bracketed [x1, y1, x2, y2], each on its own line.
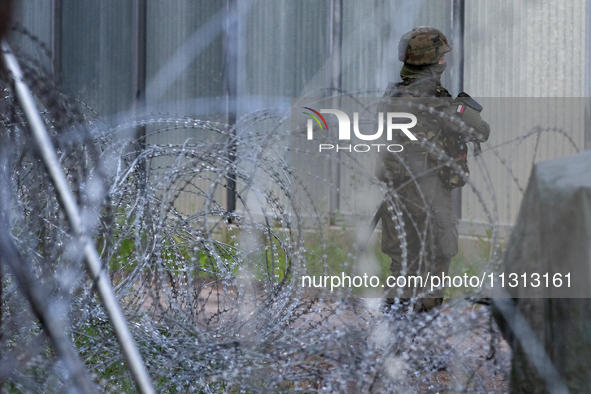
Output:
[376, 27, 490, 313]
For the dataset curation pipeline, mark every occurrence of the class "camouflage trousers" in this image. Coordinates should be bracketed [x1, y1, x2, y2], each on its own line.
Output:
[381, 173, 458, 312]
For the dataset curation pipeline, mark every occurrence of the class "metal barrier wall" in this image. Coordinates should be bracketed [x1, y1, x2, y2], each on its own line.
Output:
[12, 0, 589, 233]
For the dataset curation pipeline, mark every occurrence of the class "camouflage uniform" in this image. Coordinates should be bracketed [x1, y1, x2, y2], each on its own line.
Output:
[377, 27, 490, 312]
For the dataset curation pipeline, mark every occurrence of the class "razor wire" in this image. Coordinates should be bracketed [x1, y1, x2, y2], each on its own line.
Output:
[0, 34, 584, 393]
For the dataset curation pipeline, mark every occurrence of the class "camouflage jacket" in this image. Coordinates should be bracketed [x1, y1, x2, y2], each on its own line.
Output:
[375, 75, 484, 189]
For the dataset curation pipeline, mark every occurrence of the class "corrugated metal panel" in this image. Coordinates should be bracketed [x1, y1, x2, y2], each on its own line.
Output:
[15, 1, 588, 227]
[13, 0, 54, 71]
[464, 0, 585, 97]
[463, 98, 584, 228]
[61, 1, 134, 118]
[145, 1, 226, 217]
[342, 0, 448, 95]
[236, 1, 330, 219]
[243, 1, 452, 220]
[240, 0, 328, 99]
[462, 1, 586, 229]
[146, 0, 224, 114]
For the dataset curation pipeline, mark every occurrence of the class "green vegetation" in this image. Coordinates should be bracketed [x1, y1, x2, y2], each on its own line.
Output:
[445, 228, 504, 299]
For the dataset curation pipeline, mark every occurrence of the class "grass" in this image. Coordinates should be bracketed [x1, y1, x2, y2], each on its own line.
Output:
[67, 219, 500, 392]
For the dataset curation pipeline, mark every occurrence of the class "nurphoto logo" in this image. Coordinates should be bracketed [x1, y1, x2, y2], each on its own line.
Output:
[303, 107, 418, 153]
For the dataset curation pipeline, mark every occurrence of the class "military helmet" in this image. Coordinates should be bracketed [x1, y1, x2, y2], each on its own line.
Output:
[398, 27, 452, 65]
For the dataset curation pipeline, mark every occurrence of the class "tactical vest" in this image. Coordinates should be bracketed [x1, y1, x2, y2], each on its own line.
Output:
[376, 78, 469, 188]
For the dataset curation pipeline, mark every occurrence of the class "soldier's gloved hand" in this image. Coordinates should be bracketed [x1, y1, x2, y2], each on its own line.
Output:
[475, 120, 490, 143]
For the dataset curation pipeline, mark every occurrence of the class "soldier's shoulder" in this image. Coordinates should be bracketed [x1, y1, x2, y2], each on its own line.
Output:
[379, 80, 452, 113]
[436, 85, 452, 97]
[384, 78, 448, 98]
[411, 79, 451, 98]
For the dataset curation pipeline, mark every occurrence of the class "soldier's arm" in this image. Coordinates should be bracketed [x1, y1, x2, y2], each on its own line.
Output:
[375, 151, 396, 184]
[375, 153, 387, 183]
[441, 100, 489, 143]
